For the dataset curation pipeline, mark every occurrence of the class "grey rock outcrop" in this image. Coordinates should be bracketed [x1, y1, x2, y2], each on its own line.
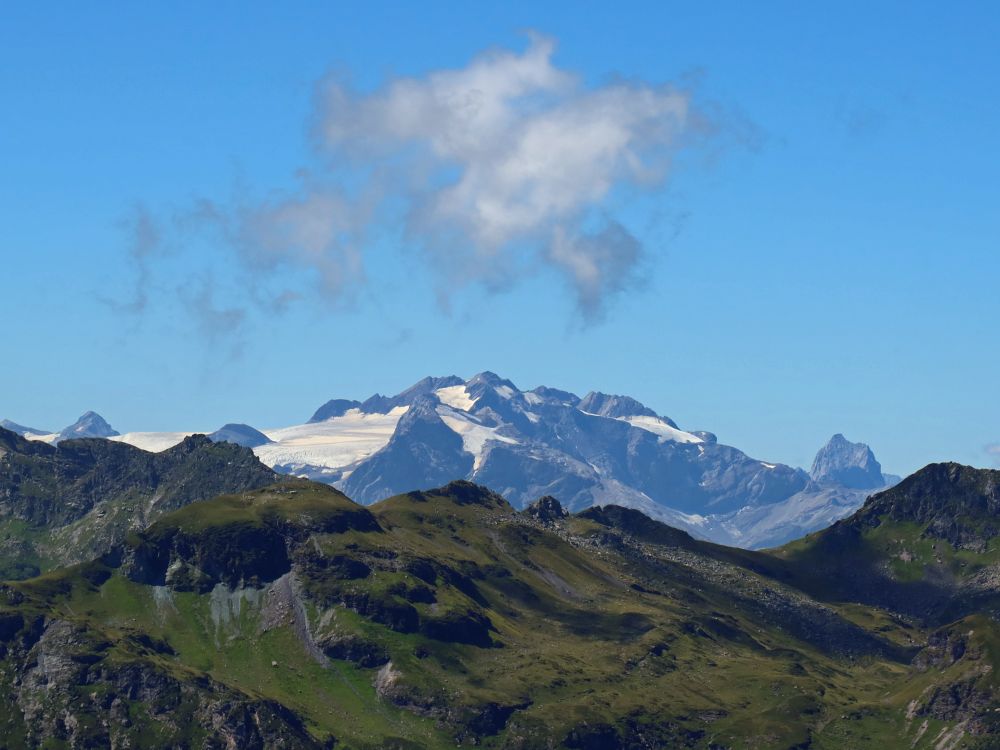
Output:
[810, 434, 884, 489]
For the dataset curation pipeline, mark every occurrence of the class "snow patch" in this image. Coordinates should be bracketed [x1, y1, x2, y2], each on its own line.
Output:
[23, 432, 59, 444]
[580, 412, 703, 444]
[620, 415, 703, 444]
[436, 406, 518, 471]
[254, 407, 407, 473]
[113, 432, 196, 452]
[435, 384, 477, 412]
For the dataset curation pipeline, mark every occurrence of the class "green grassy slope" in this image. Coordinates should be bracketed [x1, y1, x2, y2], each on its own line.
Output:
[0, 473, 999, 748]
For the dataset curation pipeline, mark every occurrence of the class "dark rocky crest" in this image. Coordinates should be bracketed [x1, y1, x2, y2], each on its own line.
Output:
[524, 495, 568, 523]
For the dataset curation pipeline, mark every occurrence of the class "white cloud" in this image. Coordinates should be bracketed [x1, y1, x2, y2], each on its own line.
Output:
[309, 33, 693, 316]
[121, 34, 708, 326]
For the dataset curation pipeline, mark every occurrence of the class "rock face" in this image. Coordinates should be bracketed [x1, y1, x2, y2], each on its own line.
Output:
[343, 397, 474, 504]
[577, 391, 660, 420]
[336, 372, 812, 521]
[56, 410, 120, 442]
[524, 495, 568, 524]
[852, 462, 1000, 549]
[308, 399, 362, 422]
[810, 433, 885, 489]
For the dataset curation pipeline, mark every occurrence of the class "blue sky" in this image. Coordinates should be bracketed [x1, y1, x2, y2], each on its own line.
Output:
[2, 2, 998, 475]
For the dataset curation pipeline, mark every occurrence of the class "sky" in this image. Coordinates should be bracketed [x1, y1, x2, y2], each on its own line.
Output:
[2, 2, 998, 476]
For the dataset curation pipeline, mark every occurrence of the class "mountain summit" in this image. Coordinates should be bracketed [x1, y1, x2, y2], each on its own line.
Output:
[810, 433, 884, 489]
[32, 374, 896, 549]
[288, 373, 893, 547]
[56, 411, 119, 442]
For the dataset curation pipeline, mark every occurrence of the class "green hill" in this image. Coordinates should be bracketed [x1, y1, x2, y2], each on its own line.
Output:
[1, 467, 999, 748]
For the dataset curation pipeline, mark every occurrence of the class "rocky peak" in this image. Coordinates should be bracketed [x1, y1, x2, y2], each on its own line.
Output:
[529, 386, 580, 407]
[856, 462, 1000, 547]
[359, 375, 463, 414]
[308, 399, 362, 423]
[57, 411, 119, 443]
[810, 434, 884, 489]
[524, 495, 568, 523]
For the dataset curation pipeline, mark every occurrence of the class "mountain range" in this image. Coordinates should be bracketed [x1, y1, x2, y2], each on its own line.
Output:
[0, 434, 998, 748]
[2, 373, 898, 549]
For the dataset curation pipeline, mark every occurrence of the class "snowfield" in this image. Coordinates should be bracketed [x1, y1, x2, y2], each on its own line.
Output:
[112, 432, 197, 452]
[434, 385, 478, 411]
[255, 407, 408, 472]
[436, 406, 519, 471]
[582, 413, 704, 444]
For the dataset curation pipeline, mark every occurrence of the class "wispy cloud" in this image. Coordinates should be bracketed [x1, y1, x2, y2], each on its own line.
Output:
[311, 33, 694, 317]
[178, 277, 247, 361]
[116, 33, 719, 333]
[103, 204, 162, 314]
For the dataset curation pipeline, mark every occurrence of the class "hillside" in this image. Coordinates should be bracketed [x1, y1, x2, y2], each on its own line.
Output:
[775, 462, 1000, 623]
[0, 426, 277, 578]
[1, 471, 998, 748]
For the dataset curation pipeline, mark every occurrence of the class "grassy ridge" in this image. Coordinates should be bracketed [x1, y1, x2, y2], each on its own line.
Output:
[1, 474, 999, 747]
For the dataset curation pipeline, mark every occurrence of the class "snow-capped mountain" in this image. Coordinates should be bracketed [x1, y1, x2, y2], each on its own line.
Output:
[207, 423, 273, 448]
[0, 419, 50, 437]
[2, 411, 120, 445]
[59, 411, 119, 441]
[7, 374, 896, 548]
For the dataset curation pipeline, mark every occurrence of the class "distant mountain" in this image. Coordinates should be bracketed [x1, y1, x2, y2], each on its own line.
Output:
[721, 434, 901, 548]
[326, 373, 893, 547]
[122, 375, 896, 546]
[810, 433, 885, 489]
[39, 373, 896, 548]
[308, 398, 361, 422]
[56, 410, 119, 442]
[208, 423, 273, 448]
[0, 419, 49, 436]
